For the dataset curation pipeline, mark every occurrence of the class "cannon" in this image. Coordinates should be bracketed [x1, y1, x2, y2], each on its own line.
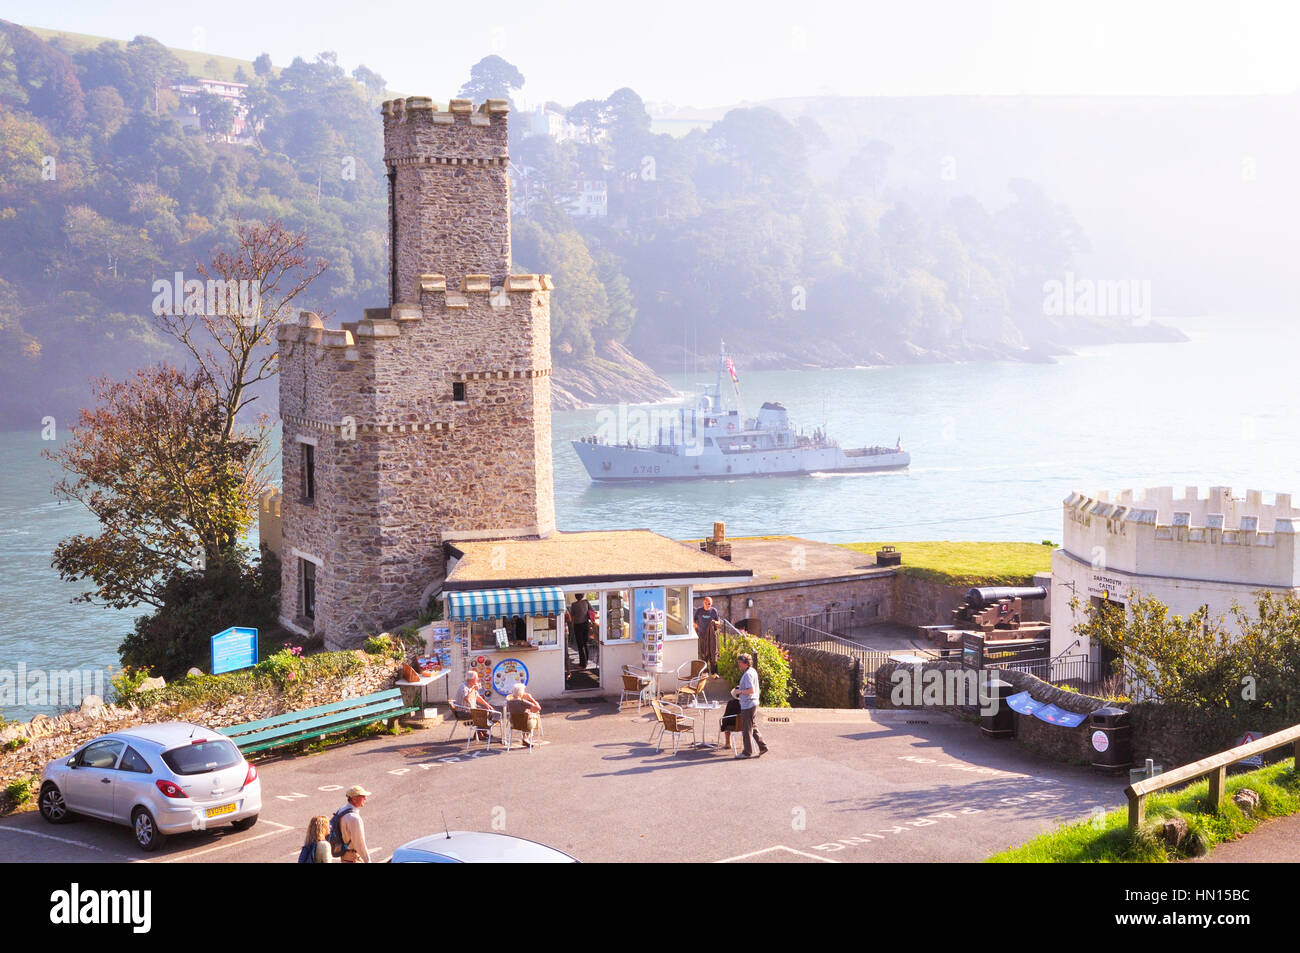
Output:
[963, 586, 1048, 610]
[953, 586, 1048, 635]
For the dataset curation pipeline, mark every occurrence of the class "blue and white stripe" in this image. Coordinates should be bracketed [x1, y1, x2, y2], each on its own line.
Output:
[446, 586, 567, 621]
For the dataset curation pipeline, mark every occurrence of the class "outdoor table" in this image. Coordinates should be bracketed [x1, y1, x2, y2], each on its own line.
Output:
[395, 668, 452, 708]
[680, 700, 722, 748]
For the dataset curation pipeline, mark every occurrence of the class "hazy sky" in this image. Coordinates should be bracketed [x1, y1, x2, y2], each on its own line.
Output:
[7, 0, 1300, 107]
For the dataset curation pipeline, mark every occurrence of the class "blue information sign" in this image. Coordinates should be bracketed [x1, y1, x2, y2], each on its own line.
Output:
[1033, 703, 1087, 727]
[1005, 691, 1045, 716]
[211, 627, 259, 674]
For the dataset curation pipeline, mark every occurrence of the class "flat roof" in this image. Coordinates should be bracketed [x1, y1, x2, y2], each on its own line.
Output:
[694, 536, 895, 594]
[443, 530, 753, 591]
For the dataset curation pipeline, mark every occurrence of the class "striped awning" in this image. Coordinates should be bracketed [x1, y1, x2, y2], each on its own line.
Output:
[446, 586, 566, 621]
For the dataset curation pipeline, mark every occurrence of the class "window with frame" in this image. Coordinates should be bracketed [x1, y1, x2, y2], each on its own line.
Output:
[453, 381, 466, 402]
[664, 587, 690, 635]
[300, 559, 316, 620]
[301, 442, 316, 502]
[602, 590, 630, 641]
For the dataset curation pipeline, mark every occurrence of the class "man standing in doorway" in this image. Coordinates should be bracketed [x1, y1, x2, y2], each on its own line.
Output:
[568, 593, 591, 670]
[733, 653, 769, 760]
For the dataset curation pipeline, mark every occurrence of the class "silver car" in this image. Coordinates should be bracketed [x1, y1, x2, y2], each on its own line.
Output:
[390, 831, 578, 863]
[39, 722, 261, 851]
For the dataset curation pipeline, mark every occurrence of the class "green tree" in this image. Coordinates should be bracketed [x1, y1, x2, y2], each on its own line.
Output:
[47, 365, 256, 609]
[458, 54, 525, 104]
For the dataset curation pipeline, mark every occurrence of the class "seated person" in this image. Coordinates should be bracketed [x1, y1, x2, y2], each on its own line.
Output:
[719, 696, 741, 749]
[455, 670, 500, 739]
[504, 683, 542, 747]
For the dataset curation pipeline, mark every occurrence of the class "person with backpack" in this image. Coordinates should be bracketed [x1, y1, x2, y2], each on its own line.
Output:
[298, 815, 332, 863]
[329, 786, 372, 863]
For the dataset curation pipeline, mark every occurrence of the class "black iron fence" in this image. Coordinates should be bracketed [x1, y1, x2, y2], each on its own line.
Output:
[774, 612, 947, 701]
[989, 653, 1108, 694]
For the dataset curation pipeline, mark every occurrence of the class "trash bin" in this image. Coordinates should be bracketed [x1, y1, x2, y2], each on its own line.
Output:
[1089, 707, 1132, 772]
[980, 678, 1015, 739]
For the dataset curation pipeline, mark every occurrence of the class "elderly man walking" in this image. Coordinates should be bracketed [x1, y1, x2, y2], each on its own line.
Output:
[732, 653, 769, 760]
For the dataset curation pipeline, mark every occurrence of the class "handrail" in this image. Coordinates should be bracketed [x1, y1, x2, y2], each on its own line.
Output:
[1124, 722, 1300, 833]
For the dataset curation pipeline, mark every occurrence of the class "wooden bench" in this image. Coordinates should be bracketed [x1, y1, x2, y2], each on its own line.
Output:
[1125, 722, 1300, 833]
[219, 688, 418, 754]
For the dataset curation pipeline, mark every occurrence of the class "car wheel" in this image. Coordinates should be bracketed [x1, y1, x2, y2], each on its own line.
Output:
[39, 783, 75, 824]
[230, 815, 258, 832]
[132, 807, 165, 852]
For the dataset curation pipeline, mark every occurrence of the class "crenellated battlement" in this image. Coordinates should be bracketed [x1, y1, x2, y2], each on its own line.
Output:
[1064, 486, 1297, 538]
[1061, 486, 1299, 589]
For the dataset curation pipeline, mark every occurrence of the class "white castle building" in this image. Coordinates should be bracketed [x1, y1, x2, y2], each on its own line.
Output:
[1050, 486, 1300, 665]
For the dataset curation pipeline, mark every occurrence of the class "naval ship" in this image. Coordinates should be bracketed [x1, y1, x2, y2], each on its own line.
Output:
[572, 344, 910, 482]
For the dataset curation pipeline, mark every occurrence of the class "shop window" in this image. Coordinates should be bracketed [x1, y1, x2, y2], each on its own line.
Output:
[603, 590, 630, 641]
[664, 587, 690, 635]
[453, 381, 466, 402]
[300, 559, 316, 620]
[468, 616, 557, 652]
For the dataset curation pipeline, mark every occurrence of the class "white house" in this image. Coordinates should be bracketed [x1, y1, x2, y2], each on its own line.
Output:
[1050, 486, 1300, 665]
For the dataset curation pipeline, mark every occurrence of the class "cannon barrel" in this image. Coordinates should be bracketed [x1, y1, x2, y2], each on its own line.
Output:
[965, 586, 1048, 608]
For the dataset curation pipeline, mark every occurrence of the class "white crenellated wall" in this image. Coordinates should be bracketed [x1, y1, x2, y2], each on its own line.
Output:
[1050, 486, 1300, 661]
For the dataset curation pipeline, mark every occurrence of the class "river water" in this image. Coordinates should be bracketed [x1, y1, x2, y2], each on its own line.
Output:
[2, 314, 1294, 720]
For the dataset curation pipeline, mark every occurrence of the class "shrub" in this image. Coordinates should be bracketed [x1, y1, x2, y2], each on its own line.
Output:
[716, 632, 797, 708]
[109, 666, 155, 707]
[363, 633, 403, 659]
[4, 737, 29, 752]
[4, 778, 32, 805]
[119, 549, 280, 680]
[253, 646, 303, 690]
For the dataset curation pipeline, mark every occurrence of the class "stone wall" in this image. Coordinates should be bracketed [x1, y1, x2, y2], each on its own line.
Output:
[703, 575, 893, 635]
[786, 645, 862, 710]
[0, 654, 398, 799]
[874, 660, 1115, 765]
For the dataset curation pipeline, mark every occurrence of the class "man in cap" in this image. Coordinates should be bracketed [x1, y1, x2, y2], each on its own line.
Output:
[334, 785, 372, 862]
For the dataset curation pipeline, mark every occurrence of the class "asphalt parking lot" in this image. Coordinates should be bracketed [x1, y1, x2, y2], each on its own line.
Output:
[0, 704, 1126, 863]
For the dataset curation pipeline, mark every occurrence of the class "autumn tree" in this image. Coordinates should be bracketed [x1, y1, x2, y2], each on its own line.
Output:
[48, 365, 254, 609]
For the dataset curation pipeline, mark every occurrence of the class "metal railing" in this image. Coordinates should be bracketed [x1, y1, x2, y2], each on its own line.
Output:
[774, 611, 946, 700]
[989, 653, 1104, 691]
[1125, 723, 1300, 833]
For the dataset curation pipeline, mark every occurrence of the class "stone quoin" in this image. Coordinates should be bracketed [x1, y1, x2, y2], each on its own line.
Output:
[276, 97, 556, 649]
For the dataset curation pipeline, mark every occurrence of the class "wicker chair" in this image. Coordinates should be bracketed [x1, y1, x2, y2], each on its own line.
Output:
[465, 706, 501, 753]
[675, 659, 709, 706]
[619, 666, 653, 713]
[505, 708, 540, 752]
[656, 703, 697, 755]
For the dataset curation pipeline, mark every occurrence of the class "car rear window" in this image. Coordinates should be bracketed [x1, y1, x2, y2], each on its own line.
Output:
[161, 739, 242, 776]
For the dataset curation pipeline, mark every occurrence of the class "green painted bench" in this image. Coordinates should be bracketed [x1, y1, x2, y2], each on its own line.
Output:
[219, 688, 418, 754]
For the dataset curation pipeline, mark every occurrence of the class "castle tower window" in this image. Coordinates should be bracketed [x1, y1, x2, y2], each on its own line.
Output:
[453, 381, 466, 403]
[301, 441, 316, 502]
[300, 558, 317, 621]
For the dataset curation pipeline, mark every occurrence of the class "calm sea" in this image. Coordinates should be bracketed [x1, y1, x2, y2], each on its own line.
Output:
[2, 315, 1295, 719]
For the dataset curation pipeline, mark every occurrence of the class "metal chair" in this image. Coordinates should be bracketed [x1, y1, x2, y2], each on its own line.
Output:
[465, 706, 501, 753]
[505, 708, 540, 753]
[656, 702, 696, 755]
[447, 703, 473, 741]
[619, 666, 652, 713]
[675, 659, 710, 706]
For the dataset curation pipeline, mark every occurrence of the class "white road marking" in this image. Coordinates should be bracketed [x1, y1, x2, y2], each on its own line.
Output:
[0, 826, 106, 851]
[157, 819, 293, 863]
[716, 845, 839, 863]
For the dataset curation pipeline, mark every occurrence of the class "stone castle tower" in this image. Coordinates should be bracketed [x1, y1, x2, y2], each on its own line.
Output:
[276, 96, 556, 648]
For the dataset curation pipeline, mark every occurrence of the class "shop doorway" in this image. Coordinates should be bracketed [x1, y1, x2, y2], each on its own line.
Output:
[565, 591, 600, 692]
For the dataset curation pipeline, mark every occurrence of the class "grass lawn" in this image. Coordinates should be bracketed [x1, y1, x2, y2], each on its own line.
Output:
[987, 762, 1300, 862]
[841, 540, 1055, 587]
